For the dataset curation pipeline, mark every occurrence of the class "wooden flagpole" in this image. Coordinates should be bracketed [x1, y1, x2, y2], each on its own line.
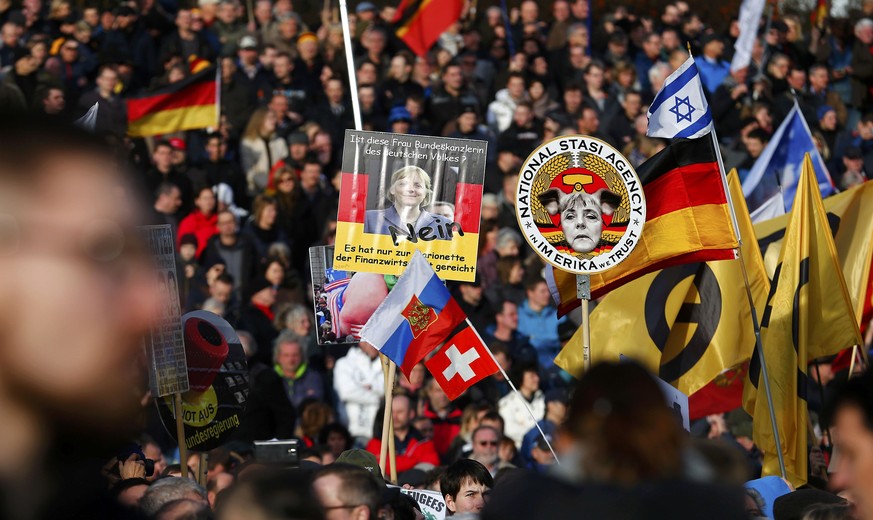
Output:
[174, 393, 188, 479]
[386, 363, 398, 484]
[379, 353, 391, 479]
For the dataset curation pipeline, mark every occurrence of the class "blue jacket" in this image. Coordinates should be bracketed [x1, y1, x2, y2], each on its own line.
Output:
[517, 301, 565, 366]
[696, 57, 731, 94]
[275, 363, 324, 409]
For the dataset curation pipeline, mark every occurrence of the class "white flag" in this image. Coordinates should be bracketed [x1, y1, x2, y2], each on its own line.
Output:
[75, 102, 99, 130]
[731, 0, 766, 72]
[646, 57, 713, 139]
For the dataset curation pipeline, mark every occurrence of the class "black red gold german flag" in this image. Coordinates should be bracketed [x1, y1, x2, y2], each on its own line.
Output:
[127, 67, 217, 137]
[553, 136, 738, 315]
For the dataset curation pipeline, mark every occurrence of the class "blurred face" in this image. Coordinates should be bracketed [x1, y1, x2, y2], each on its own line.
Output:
[60, 41, 79, 62]
[564, 89, 582, 111]
[833, 405, 873, 519]
[153, 145, 173, 171]
[0, 153, 159, 434]
[527, 282, 552, 308]
[300, 164, 321, 190]
[265, 262, 283, 285]
[808, 68, 828, 92]
[43, 88, 65, 114]
[326, 431, 347, 456]
[392, 396, 414, 431]
[217, 212, 237, 237]
[277, 172, 296, 193]
[356, 64, 377, 86]
[584, 66, 604, 90]
[211, 281, 232, 304]
[389, 55, 409, 79]
[273, 55, 292, 79]
[391, 172, 427, 209]
[268, 95, 288, 117]
[507, 76, 525, 99]
[471, 428, 499, 466]
[277, 342, 302, 375]
[624, 94, 642, 118]
[496, 302, 518, 330]
[553, 0, 569, 21]
[643, 35, 661, 58]
[821, 110, 837, 131]
[513, 105, 533, 127]
[258, 203, 276, 228]
[326, 79, 344, 104]
[458, 112, 477, 133]
[261, 111, 277, 135]
[195, 189, 216, 215]
[427, 381, 450, 410]
[443, 65, 463, 90]
[745, 138, 765, 158]
[578, 108, 600, 134]
[788, 70, 807, 91]
[521, 370, 540, 393]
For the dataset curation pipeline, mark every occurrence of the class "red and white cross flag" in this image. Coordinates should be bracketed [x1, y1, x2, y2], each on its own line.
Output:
[424, 326, 499, 401]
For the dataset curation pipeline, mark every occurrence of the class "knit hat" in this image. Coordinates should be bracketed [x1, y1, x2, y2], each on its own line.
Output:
[180, 234, 198, 248]
[816, 105, 835, 121]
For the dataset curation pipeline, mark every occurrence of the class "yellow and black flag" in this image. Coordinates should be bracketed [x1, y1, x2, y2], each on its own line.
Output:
[555, 171, 769, 396]
[743, 154, 862, 487]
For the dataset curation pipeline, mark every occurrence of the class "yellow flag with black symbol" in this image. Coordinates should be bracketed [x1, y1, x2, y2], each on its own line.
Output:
[743, 154, 863, 488]
[555, 171, 770, 396]
[755, 180, 873, 327]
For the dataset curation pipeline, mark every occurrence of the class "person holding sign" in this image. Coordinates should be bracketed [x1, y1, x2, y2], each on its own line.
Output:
[364, 166, 456, 243]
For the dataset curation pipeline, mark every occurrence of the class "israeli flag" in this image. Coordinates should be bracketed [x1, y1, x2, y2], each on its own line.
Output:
[647, 57, 714, 139]
[742, 102, 835, 222]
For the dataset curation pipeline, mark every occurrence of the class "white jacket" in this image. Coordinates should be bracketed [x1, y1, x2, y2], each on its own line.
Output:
[240, 135, 288, 194]
[333, 347, 385, 439]
[498, 389, 545, 448]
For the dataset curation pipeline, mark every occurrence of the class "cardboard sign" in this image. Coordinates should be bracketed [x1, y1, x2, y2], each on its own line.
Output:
[396, 487, 447, 520]
[333, 130, 487, 282]
[515, 136, 646, 274]
[140, 225, 189, 397]
[158, 311, 248, 451]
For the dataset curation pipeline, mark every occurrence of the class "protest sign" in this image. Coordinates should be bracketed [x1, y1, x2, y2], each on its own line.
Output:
[158, 311, 248, 451]
[139, 224, 189, 397]
[310, 245, 397, 344]
[333, 130, 487, 282]
[515, 136, 645, 274]
[396, 487, 447, 520]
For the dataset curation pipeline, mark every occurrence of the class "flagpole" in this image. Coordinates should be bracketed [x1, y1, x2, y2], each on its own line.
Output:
[379, 353, 392, 479]
[464, 318, 559, 464]
[338, 0, 362, 131]
[738, 251, 788, 479]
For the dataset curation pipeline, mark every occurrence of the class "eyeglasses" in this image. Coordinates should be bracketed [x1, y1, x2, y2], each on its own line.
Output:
[477, 440, 498, 447]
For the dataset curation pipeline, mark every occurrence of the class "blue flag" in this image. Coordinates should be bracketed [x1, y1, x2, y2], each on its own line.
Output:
[741, 103, 835, 222]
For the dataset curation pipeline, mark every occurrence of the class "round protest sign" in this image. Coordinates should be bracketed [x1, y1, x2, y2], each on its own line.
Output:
[515, 135, 646, 275]
[158, 311, 248, 452]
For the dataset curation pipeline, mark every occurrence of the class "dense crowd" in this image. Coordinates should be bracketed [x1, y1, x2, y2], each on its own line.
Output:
[2, 0, 873, 518]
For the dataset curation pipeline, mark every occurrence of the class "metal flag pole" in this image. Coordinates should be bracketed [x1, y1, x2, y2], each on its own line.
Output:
[738, 251, 788, 479]
[576, 274, 591, 371]
[689, 43, 786, 478]
[338, 0, 362, 131]
[465, 318, 560, 464]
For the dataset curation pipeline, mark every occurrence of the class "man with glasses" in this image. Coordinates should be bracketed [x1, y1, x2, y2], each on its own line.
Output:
[312, 464, 382, 520]
[468, 425, 513, 477]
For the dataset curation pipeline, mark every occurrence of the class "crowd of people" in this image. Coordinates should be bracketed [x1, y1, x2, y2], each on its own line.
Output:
[2, 0, 873, 518]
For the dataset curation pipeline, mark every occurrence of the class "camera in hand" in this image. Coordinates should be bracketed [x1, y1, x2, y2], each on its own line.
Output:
[116, 443, 155, 477]
[254, 439, 299, 468]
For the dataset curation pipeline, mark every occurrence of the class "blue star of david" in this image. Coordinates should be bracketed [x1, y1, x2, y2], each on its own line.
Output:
[669, 95, 696, 123]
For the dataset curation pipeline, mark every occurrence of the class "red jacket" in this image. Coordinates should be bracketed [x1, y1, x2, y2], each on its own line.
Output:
[366, 430, 440, 474]
[422, 402, 462, 459]
[177, 210, 218, 258]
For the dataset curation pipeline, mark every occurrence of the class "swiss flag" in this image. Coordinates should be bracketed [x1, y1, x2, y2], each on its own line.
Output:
[424, 326, 499, 401]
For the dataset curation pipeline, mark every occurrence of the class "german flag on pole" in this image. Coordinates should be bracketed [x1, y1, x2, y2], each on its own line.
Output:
[551, 136, 738, 315]
[392, 0, 464, 57]
[127, 67, 218, 137]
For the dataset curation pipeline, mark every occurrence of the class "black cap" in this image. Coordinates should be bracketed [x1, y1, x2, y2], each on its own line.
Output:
[700, 33, 722, 47]
[180, 233, 199, 248]
[772, 489, 846, 520]
[288, 132, 309, 145]
[460, 104, 478, 115]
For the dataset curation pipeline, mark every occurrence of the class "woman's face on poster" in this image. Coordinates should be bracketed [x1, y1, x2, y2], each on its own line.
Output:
[391, 172, 427, 209]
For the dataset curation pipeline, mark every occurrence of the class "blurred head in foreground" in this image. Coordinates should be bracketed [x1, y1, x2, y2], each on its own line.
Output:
[563, 361, 685, 486]
[0, 114, 159, 475]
